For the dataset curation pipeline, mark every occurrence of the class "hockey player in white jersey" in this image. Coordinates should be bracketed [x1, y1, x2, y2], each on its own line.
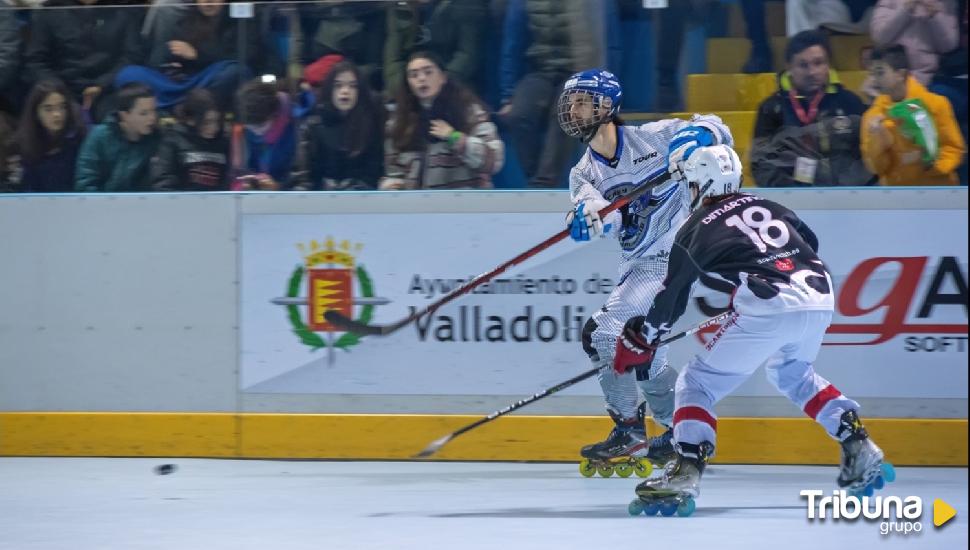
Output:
[616, 145, 894, 516]
[557, 69, 734, 477]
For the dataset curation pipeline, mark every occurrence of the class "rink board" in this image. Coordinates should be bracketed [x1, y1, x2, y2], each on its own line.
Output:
[0, 190, 966, 465]
[0, 412, 966, 465]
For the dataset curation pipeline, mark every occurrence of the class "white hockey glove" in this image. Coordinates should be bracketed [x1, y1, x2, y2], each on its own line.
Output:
[667, 125, 716, 179]
[565, 197, 612, 242]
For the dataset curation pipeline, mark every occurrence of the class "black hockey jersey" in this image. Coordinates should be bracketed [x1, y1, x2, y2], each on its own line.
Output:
[644, 193, 834, 335]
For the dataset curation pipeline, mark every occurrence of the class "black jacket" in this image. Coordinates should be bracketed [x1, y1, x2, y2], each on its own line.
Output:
[751, 71, 876, 187]
[144, 9, 260, 76]
[25, 0, 142, 97]
[0, 10, 19, 92]
[151, 123, 229, 191]
[304, 111, 383, 190]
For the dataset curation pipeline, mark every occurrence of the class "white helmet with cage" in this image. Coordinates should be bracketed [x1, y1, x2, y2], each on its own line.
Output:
[682, 145, 743, 211]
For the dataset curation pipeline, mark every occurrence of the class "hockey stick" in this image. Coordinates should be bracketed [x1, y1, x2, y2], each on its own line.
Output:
[414, 310, 734, 459]
[324, 172, 672, 336]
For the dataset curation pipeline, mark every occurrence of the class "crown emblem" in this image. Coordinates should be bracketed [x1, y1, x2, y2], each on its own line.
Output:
[271, 237, 389, 363]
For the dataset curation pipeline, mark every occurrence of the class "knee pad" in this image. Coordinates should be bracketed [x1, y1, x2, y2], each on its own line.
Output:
[582, 317, 599, 361]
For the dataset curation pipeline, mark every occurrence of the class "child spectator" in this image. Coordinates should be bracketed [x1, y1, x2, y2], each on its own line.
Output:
[381, 51, 503, 190]
[15, 79, 86, 192]
[231, 79, 315, 190]
[116, 0, 254, 112]
[302, 60, 383, 191]
[151, 88, 229, 191]
[75, 82, 161, 192]
[751, 30, 875, 186]
[862, 44, 966, 184]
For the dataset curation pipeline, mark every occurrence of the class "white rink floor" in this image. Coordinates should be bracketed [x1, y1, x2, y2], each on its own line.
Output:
[0, 458, 966, 550]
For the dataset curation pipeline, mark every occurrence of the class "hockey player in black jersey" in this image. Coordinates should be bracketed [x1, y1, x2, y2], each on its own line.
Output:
[612, 145, 894, 517]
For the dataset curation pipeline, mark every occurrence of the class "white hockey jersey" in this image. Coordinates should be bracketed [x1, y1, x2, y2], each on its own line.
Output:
[569, 115, 734, 275]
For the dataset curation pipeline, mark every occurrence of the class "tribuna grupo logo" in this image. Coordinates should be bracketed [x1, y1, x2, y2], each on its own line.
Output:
[800, 490, 957, 536]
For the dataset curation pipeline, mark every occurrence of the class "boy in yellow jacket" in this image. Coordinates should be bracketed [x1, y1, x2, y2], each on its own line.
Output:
[862, 45, 966, 186]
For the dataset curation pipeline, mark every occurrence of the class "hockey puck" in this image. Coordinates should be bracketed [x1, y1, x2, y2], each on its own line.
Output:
[154, 464, 177, 475]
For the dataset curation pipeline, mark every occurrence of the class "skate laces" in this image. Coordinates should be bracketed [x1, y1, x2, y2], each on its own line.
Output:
[649, 429, 673, 450]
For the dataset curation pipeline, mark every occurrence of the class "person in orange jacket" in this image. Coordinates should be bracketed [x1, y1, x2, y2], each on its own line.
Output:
[861, 44, 966, 185]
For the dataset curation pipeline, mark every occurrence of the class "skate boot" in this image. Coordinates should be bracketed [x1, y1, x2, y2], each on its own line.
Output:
[628, 441, 713, 518]
[645, 428, 677, 466]
[579, 409, 652, 478]
[836, 410, 896, 497]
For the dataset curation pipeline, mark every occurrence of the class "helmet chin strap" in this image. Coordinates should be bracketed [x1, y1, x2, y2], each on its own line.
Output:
[690, 179, 715, 210]
[579, 125, 600, 143]
[578, 113, 611, 144]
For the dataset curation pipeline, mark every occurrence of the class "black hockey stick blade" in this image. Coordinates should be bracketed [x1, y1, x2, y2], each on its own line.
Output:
[415, 434, 455, 458]
[323, 310, 393, 336]
[411, 310, 733, 459]
[325, 172, 672, 337]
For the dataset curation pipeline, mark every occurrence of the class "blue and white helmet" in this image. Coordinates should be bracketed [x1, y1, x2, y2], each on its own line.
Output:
[557, 69, 622, 143]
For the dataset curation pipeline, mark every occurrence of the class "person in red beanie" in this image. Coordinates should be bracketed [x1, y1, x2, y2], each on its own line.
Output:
[303, 54, 346, 89]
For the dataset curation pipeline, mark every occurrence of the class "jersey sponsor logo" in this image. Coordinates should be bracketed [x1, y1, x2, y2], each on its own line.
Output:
[618, 183, 680, 252]
[269, 237, 390, 362]
[775, 258, 795, 271]
[757, 248, 800, 264]
[632, 151, 660, 165]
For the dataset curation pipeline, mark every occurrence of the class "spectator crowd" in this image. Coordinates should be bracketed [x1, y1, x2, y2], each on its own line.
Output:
[0, 0, 966, 193]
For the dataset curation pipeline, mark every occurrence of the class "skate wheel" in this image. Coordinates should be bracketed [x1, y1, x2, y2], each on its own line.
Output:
[615, 463, 634, 478]
[578, 459, 596, 478]
[660, 502, 678, 516]
[873, 476, 885, 490]
[862, 484, 874, 497]
[881, 463, 896, 483]
[633, 458, 654, 478]
[597, 464, 615, 478]
[677, 497, 696, 517]
[643, 503, 660, 516]
[628, 499, 645, 516]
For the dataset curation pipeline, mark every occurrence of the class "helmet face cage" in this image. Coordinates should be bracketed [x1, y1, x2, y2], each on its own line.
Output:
[557, 89, 614, 142]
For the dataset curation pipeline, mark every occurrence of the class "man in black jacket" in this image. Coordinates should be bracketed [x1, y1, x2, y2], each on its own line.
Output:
[750, 30, 876, 187]
[25, 0, 142, 117]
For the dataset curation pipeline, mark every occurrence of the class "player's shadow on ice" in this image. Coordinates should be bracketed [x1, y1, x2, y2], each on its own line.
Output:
[369, 505, 805, 519]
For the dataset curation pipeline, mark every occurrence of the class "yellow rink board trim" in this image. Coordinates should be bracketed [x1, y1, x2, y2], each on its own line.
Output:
[0, 412, 238, 457]
[0, 413, 965, 465]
